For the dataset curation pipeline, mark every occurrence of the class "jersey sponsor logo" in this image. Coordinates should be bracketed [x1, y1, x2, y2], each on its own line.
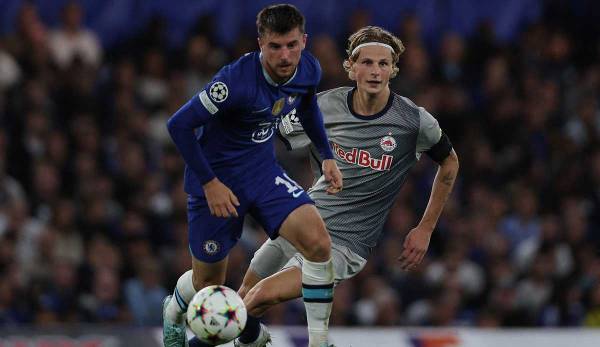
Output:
[208, 82, 228, 103]
[380, 135, 396, 152]
[332, 142, 393, 171]
[199, 90, 218, 114]
[252, 120, 277, 143]
[272, 98, 285, 115]
[203, 240, 220, 255]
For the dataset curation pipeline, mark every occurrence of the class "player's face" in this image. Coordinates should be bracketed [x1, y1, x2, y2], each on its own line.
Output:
[351, 45, 394, 95]
[258, 27, 307, 83]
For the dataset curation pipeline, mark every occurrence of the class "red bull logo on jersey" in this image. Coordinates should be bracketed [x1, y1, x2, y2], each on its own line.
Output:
[332, 142, 393, 171]
[380, 135, 397, 152]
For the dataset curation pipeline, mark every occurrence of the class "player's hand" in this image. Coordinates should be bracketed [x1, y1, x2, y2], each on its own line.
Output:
[398, 225, 432, 271]
[322, 159, 343, 194]
[202, 178, 240, 218]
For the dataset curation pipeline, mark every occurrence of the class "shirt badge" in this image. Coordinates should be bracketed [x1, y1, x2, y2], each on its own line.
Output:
[272, 98, 285, 116]
[203, 240, 221, 255]
[208, 82, 228, 103]
[380, 134, 397, 152]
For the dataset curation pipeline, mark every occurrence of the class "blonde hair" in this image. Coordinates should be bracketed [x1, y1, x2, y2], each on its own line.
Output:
[343, 26, 405, 79]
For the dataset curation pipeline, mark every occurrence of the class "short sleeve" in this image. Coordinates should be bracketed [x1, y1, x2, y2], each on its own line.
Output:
[416, 107, 442, 156]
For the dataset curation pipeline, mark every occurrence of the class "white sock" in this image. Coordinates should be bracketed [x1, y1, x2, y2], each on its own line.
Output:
[302, 258, 334, 347]
[165, 270, 197, 324]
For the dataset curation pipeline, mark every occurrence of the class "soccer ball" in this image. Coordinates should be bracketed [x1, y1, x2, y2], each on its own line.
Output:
[186, 285, 247, 345]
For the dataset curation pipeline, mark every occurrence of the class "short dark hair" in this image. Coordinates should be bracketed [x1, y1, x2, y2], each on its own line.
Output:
[256, 4, 305, 37]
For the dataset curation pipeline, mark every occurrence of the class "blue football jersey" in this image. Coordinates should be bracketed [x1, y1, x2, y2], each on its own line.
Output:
[176, 51, 332, 196]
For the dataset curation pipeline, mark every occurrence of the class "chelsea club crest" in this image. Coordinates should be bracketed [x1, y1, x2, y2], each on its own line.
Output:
[203, 240, 220, 255]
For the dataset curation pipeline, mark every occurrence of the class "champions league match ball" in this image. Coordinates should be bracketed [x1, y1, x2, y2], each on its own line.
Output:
[186, 285, 248, 345]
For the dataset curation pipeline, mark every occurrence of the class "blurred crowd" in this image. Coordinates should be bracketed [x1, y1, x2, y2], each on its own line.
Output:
[1, 1, 600, 329]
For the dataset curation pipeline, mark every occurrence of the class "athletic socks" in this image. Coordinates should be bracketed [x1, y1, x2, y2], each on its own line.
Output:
[165, 270, 197, 324]
[238, 315, 261, 343]
[302, 258, 334, 347]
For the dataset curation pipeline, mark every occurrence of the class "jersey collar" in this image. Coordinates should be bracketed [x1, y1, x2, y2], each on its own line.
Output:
[347, 87, 394, 120]
[259, 52, 298, 87]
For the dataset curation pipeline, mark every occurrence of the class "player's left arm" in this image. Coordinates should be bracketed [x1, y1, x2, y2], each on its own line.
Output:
[399, 110, 459, 270]
[297, 92, 342, 193]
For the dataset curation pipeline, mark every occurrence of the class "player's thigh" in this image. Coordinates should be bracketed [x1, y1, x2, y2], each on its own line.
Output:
[248, 167, 317, 240]
[187, 194, 246, 264]
[278, 204, 330, 261]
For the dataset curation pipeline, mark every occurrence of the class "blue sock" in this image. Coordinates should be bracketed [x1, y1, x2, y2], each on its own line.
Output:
[188, 337, 212, 347]
[238, 315, 260, 343]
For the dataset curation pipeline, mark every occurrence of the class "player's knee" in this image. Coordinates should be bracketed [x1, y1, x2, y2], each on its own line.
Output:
[313, 233, 332, 260]
[300, 228, 331, 261]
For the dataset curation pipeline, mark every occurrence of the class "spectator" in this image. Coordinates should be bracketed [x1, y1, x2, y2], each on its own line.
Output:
[48, 1, 102, 70]
[1, 0, 600, 328]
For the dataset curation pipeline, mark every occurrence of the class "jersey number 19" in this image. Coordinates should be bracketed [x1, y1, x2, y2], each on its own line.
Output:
[275, 174, 304, 198]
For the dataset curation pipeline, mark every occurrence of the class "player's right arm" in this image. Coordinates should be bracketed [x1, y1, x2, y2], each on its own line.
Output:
[167, 67, 248, 218]
[201, 178, 240, 218]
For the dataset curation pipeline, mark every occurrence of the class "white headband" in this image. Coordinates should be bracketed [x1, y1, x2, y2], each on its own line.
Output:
[351, 42, 394, 56]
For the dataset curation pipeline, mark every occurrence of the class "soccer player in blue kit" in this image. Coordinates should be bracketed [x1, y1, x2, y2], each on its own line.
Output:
[163, 4, 342, 347]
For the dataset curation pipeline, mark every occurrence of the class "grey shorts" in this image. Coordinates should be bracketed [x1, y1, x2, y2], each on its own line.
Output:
[248, 237, 367, 285]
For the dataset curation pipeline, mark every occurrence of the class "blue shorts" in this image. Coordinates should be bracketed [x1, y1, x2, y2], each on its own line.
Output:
[187, 165, 314, 263]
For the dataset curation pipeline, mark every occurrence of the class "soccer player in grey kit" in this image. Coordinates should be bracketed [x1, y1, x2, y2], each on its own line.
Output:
[234, 26, 459, 346]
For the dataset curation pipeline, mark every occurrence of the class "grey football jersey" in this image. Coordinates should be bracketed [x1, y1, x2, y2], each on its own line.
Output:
[279, 87, 442, 258]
